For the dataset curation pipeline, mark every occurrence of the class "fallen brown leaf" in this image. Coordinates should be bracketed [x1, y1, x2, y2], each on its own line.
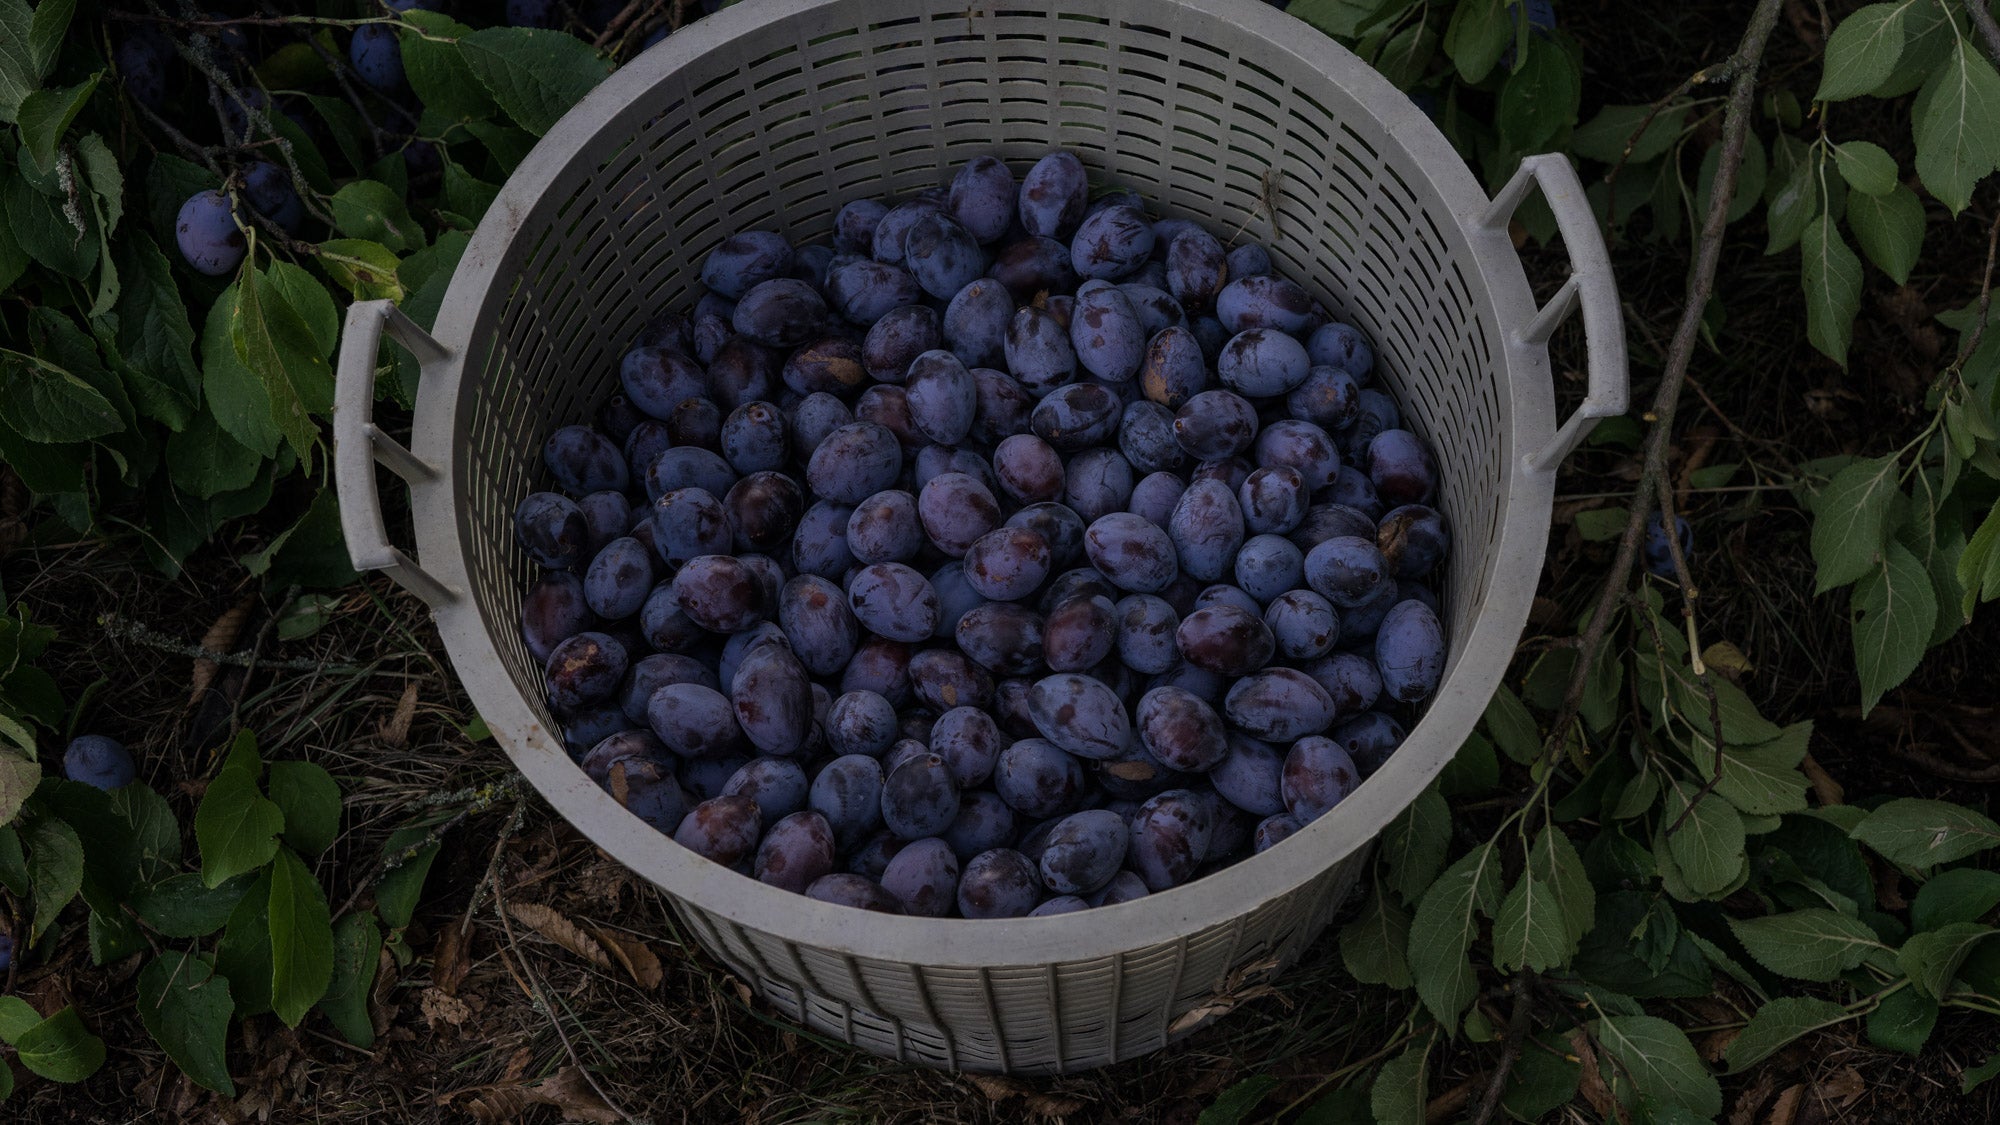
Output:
[963, 1074, 1084, 1118]
[590, 926, 664, 989]
[1813, 1065, 1864, 1110]
[447, 1066, 622, 1125]
[191, 594, 257, 704]
[506, 901, 612, 971]
[419, 987, 472, 1029]
[432, 919, 473, 996]
[1766, 1083, 1804, 1125]
[381, 681, 420, 747]
[370, 948, 399, 1039]
[1729, 1065, 1782, 1125]
[1569, 1028, 1620, 1122]
[1801, 753, 1843, 807]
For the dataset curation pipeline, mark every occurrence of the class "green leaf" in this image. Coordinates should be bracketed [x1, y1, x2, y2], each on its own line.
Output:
[1198, 1074, 1279, 1125]
[1438, 729, 1498, 796]
[443, 159, 499, 221]
[3, 156, 98, 278]
[374, 825, 442, 930]
[328, 181, 425, 254]
[1664, 779, 1746, 896]
[137, 952, 236, 1095]
[1369, 19, 1438, 90]
[1339, 886, 1411, 987]
[317, 238, 405, 301]
[1912, 36, 2000, 215]
[1589, 1014, 1720, 1119]
[195, 766, 283, 888]
[1370, 1036, 1430, 1125]
[1810, 454, 1902, 593]
[1493, 874, 1569, 972]
[275, 593, 340, 641]
[1483, 685, 1539, 764]
[267, 847, 334, 1027]
[110, 236, 200, 429]
[1899, 922, 1995, 998]
[108, 783, 183, 891]
[1527, 825, 1594, 946]
[1444, 0, 1512, 84]
[22, 813, 83, 940]
[0, 746, 39, 827]
[457, 27, 614, 136]
[1408, 841, 1501, 1030]
[1729, 908, 1884, 981]
[14, 1006, 105, 1082]
[233, 265, 335, 464]
[1852, 798, 2000, 868]
[129, 872, 259, 938]
[1571, 102, 1688, 164]
[1500, 1040, 1580, 1120]
[401, 11, 498, 123]
[264, 261, 339, 358]
[318, 911, 382, 1048]
[1833, 140, 1899, 195]
[1764, 151, 1819, 254]
[1497, 35, 1580, 153]
[16, 74, 100, 172]
[267, 761, 341, 855]
[76, 132, 122, 245]
[0, 996, 39, 1042]
[87, 903, 143, 965]
[1964, 1053, 2000, 1094]
[167, 408, 264, 499]
[1845, 184, 1925, 285]
[1851, 540, 1938, 715]
[1913, 868, 2000, 931]
[201, 282, 282, 458]
[1381, 787, 1448, 904]
[213, 868, 274, 1017]
[1801, 204, 1863, 367]
[1868, 987, 1937, 1055]
[1695, 134, 1767, 225]
[1287, 0, 1410, 38]
[0, 347, 123, 445]
[255, 488, 361, 589]
[1573, 506, 1628, 541]
[1723, 997, 1849, 1072]
[1682, 726, 1809, 818]
[1816, 3, 1912, 100]
[25, 0, 73, 77]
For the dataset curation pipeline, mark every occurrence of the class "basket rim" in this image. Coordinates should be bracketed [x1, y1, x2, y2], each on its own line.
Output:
[410, 0, 1560, 970]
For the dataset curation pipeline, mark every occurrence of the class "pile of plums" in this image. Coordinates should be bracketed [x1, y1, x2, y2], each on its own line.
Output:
[513, 150, 1450, 917]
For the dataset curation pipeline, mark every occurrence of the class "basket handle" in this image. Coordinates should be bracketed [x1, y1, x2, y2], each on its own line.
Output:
[1479, 154, 1629, 473]
[333, 299, 458, 608]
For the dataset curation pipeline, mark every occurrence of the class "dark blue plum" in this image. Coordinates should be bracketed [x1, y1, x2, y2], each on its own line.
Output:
[1168, 478, 1246, 583]
[1378, 504, 1449, 579]
[846, 562, 940, 642]
[1064, 449, 1135, 523]
[545, 631, 628, 715]
[1083, 512, 1178, 594]
[948, 155, 1016, 243]
[1166, 227, 1228, 315]
[1329, 466, 1384, 521]
[806, 423, 903, 504]
[1225, 243, 1272, 279]
[1254, 814, 1303, 852]
[722, 758, 811, 828]
[523, 571, 596, 662]
[1134, 686, 1228, 772]
[1039, 809, 1128, 894]
[993, 738, 1087, 818]
[702, 230, 794, 299]
[1215, 274, 1313, 335]
[673, 795, 762, 867]
[1367, 429, 1437, 506]
[577, 490, 631, 554]
[806, 873, 905, 912]
[1032, 383, 1122, 453]
[1287, 366, 1363, 432]
[827, 259, 925, 325]
[1331, 711, 1406, 773]
[753, 811, 837, 893]
[1305, 535, 1395, 609]
[792, 501, 856, 580]
[988, 236, 1076, 301]
[1070, 281, 1146, 381]
[243, 162, 304, 234]
[1375, 600, 1445, 702]
[175, 191, 246, 276]
[871, 198, 943, 263]
[904, 212, 987, 299]
[904, 349, 978, 444]
[846, 490, 923, 564]
[1225, 668, 1338, 741]
[835, 198, 890, 252]
[543, 425, 627, 493]
[1174, 603, 1274, 676]
[1307, 321, 1375, 378]
[650, 487, 732, 568]
[1218, 328, 1311, 396]
[1113, 594, 1180, 675]
[349, 25, 406, 93]
[620, 345, 707, 420]
[826, 690, 898, 758]
[1283, 736, 1360, 821]
[917, 472, 1002, 556]
[1264, 589, 1340, 660]
[64, 735, 135, 790]
[1210, 735, 1286, 817]
[881, 836, 960, 916]
[1018, 150, 1088, 238]
[584, 537, 655, 620]
[515, 492, 589, 568]
[1173, 390, 1259, 460]
[881, 753, 959, 840]
[782, 336, 868, 399]
[1127, 790, 1213, 891]
[1139, 325, 1208, 409]
[942, 278, 1014, 369]
[957, 848, 1042, 918]
[777, 575, 860, 677]
[1645, 514, 1694, 579]
[1071, 204, 1154, 280]
[810, 754, 885, 850]
[673, 554, 769, 633]
[1004, 306, 1078, 396]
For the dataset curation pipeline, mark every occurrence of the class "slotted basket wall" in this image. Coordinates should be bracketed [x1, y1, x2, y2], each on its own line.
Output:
[334, 0, 1625, 1073]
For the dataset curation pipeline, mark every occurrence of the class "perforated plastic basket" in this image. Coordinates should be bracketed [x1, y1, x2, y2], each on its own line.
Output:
[333, 0, 1626, 1074]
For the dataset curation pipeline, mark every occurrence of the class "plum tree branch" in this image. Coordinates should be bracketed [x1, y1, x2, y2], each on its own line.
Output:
[1964, 0, 2000, 68]
[1553, 0, 1785, 751]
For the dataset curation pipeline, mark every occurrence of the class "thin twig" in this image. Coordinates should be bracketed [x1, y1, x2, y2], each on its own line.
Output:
[1953, 211, 2000, 371]
[1965, 0, 2000, 68]
[1468, 975, 1536, 1125]
[99, 612, 364, 673]
[1555, 0, 1786, 755]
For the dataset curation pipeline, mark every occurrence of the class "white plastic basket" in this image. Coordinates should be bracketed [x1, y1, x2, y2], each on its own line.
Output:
[333, 0, 1625, 1074]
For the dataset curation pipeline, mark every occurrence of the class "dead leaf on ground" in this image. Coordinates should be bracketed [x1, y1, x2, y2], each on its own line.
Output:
[432, 919, 473, 996]
[1812, 1065, 1865, 1110]
[1702, 641, 1755, 680]
[590, 925, 664, 989]
[1801, 753, 1843, 806]
[191, 594, 257, 704]
[1767, 1083, 1804, 1125]
[1569, 1028, 1619, 1121]
[420, 987, 472, 1029]
[381, 681, 420, 747]
[442, 1065, 621, 1124]
[1729, 1065, 1782, 1125]
[499, 1046, 534, 1084]
[506, 901, 612, 971]
[963, 1074, 1086, 1118]
[370, 948, 399, 1038]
